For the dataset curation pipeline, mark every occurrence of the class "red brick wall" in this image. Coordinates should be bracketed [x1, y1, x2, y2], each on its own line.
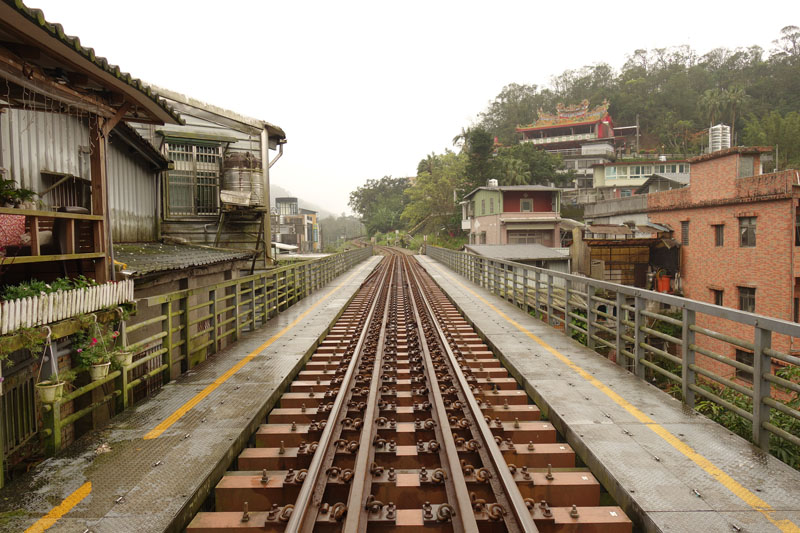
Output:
[650, 198, 796, 377]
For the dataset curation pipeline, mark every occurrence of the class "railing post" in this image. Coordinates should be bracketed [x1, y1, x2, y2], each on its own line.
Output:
[249, 279, 257, 331]
[162, 301, 174, 381]
[234, 279, 242, 341]
[534, 271, 541, 318]
[546, 274, 554, 327]
[117, 360, 130, 412]
[42, 400, 62, 455]
[681, 308, 696, 406]
[522, 269, 528, 313]
[586, 285, 596, 350]
[564, 278, 572, 336]
[615, 292, 625, 368]
[209, 290, 218, 354]
[752, 326, 772, 451]
[633, 295, 646, 379]
[180, 295, 189, 374]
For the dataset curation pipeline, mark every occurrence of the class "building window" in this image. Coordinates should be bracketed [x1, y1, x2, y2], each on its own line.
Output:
[735, 349, 754, 383]
[739, 216, 756, 247]
[795, 209, 800, 246]
[714, 224, 724, 247]
[507, 230, 554, 247]
[481, 199, 486, 216]
[681, 221, 689, 246]
[480, 232, 487, 244]
[165, 142, 222, 216]
[795, 297, 799, 323]
[489, 197, 495, 214]
[620, 189, 632, 197]
[738, 286, 756, 313]
[520, 198, 533, 212]
[711, 289, 724, 306]
[738, 155, 754, 178]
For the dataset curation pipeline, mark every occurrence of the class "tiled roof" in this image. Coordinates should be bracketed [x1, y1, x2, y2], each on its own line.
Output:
[465, 244, 568, 262]
[114, 243, 254, 276]
[517, 99, 610, 131]
[4, 0, 183, 124]
[688, 146, 772, 164]
[463, 184, 558, 199]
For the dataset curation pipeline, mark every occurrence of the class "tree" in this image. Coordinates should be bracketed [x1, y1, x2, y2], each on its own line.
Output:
[742, 111, 800, 170]
[698, 88, 725, 126]
[463, 127, 497, 191]
[401, 151, 467, 235]
[348, 176, 410, 235]
[497, 142, 569, 186]
[496, 157, 530, 186]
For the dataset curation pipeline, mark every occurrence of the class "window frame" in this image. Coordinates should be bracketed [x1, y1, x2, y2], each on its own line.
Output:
[714, 224, 724, 247]
[711, 289, 724, 306]
[739, 216, 756, 247]
[164, 141, 223, 218]
[681, 220, 689, 246]
[520, 198, 533, 212]
[735, 349, 754, 384]
[738, 286, 756, 313]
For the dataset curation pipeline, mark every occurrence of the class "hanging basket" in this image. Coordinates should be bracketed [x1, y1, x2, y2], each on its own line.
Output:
[36, 380, 64, 403]
[113, 351, 133, 367]
[89, 362, 111, 381]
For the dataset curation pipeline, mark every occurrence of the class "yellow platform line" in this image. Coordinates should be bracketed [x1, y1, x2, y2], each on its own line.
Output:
[428, 260, 799, 533]
[24, 482, 91, 533]
[144, 260, 374, 440]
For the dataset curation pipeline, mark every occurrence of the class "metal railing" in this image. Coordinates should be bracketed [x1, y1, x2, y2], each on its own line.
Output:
[426, 246, 800, 457]
[39, 246, 373, 455]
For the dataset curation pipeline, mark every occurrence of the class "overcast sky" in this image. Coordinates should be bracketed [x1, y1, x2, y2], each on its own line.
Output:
[30, 1, 796, 214]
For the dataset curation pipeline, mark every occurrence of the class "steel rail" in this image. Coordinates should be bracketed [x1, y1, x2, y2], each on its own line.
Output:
[402, 256, 478, 531]
[406, 256, 540, 532]
[343, 256, 397, 532]
[287, 258, 393, 532]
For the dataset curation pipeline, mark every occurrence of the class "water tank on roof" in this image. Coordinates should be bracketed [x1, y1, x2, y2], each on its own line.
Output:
[709, 124, 731, 153]
[487, 179, 499, 187]
[222, 152, 264, 207]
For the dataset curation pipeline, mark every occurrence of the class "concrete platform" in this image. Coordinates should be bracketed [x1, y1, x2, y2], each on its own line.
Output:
[0, 256, 382, 533]
[417, 255, 800, 533]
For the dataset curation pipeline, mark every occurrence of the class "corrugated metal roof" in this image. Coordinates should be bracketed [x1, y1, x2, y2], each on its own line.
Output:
[586, 224, 633, 235]
[465, 244, 569, 261]
[114, 243, 254, 275]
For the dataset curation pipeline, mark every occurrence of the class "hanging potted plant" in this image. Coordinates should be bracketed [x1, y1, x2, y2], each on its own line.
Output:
[72, 325, 113, 381]
[36, 369, 77, 403]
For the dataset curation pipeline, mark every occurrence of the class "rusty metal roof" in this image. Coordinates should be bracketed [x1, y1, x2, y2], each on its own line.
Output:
[114, 243, 254, 276]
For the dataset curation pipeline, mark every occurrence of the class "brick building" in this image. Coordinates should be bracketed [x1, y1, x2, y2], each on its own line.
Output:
[647, 146, 800, 381]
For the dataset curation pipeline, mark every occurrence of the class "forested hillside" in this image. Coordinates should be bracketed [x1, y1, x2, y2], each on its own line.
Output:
[350, 26, 800, 240]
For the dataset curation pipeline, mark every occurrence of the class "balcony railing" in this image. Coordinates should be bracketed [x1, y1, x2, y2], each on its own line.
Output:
[426, 246, 800, 463]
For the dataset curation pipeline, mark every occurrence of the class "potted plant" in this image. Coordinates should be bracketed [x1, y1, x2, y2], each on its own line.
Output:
[36, 369, 77, 403]
[73, 328, 114, 381]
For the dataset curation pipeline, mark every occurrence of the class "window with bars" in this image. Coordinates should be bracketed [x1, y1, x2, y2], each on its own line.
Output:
[165, 142, 222, 217]
[738, 286, 756, 313]
[681, 221, 689, 246]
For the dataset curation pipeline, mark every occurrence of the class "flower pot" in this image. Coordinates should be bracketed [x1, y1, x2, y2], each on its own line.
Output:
[113, 351, 133, 367]
[89, 362, 111, 381]
[36, 380, 64, 403]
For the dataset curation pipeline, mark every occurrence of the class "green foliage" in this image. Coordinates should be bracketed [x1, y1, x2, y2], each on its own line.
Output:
[742, 111, 800, 170]
[473, 27, 800, 152]
[569, 308, 587, 345]
[401, 151, 467, 236]
[318, 214, 365, 250]
[0, 178, 36, 207]
[71, 323, 121, 368]
[348, 177, 410, 236]
[650, 310, 683, 339]
[1, 275, 99, 301]
[695, 374, 800, 470]
[0, 325, 45, 361]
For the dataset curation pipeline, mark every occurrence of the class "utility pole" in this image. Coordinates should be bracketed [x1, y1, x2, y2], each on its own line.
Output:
[635, 114, 640, 156]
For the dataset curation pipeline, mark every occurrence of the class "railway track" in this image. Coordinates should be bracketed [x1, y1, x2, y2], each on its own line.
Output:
[187, 249, 632, 532]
